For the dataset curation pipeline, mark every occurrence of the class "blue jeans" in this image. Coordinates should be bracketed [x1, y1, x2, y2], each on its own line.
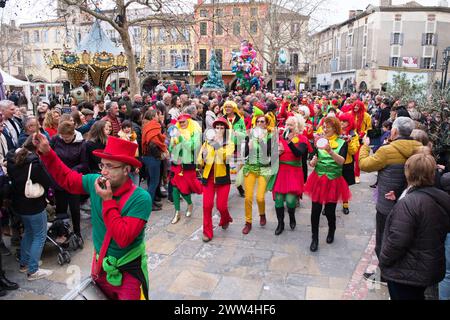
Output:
[20, 211, 47, 274]
[142, 156, 161, 203]
[439, 233, 450, 300]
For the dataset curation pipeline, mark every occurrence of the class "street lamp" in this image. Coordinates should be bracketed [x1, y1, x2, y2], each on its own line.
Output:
[442, 46, 450, 90]
[0, 0, 8, 8]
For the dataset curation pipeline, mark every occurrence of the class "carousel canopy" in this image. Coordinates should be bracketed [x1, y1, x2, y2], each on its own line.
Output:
[75, 20, 122, 55]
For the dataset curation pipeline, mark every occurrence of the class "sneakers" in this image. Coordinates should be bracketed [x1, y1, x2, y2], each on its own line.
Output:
[19, 260, 43, 273]
[342, 208, 350, 215]
[27, 268, 53, 281]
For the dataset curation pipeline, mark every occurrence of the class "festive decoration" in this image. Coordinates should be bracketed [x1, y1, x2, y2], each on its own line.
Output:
[46, 20, 144, 89]
[231, 40, 263, 93]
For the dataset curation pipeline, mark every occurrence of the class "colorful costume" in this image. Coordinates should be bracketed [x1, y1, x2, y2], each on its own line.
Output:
[350, 101, 372, 181]
[169, 115, 202, 224]
[40, 137, 151, 300]
[242, 123, 273, 233]
[197, 118, 234, 241]
[304, 134, 351, 251]
[269, 129, 307, 235]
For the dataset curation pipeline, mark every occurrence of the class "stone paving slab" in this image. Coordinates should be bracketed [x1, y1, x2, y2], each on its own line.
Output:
[0, 172, 390, 300]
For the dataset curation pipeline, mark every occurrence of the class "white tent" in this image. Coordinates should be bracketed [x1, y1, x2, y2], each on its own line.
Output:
[0, 68, 33, 111]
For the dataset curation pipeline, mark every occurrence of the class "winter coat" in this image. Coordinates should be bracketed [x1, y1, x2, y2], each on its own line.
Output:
[50, 131, 88, 174]
[205, 110, 217, 130]
[379, 187, 450, 287]
[6, 151, 53, 215]
[359, 138, 423, 216]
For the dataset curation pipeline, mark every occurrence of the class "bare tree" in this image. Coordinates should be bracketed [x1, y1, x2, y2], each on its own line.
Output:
[61, 0, 194, 95]
[235, 0, 327, 90]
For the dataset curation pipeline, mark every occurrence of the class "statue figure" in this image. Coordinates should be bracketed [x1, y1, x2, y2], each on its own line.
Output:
[202, 49, 225, 92]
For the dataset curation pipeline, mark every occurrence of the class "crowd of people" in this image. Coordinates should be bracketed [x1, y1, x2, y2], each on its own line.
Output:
[0, 83, 449, 300]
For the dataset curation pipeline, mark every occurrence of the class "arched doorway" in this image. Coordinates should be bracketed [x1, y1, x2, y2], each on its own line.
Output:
[343, 79, 353, 92]
[333, 80, 341, 90]
[359, 81, 368, 91]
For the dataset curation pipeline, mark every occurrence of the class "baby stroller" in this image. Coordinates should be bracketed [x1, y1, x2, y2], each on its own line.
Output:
[46, 214, 84, 265]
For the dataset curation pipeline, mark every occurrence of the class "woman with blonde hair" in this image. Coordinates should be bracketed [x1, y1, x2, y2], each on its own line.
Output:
[268, 115, 308, 236]
[43, 108, 61, 138]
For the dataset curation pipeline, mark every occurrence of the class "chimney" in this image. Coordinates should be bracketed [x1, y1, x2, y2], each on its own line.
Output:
[380, 0, 393, 6]
[349, 10, 356, 19]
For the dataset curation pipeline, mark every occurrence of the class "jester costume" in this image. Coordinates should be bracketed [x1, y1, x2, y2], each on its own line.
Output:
[39, 137, 151, 300]
[169, 115, 203, 224]
[304, 134, 351, 252]
[269, 129, 307, 235]
[242, 117, 273, 234]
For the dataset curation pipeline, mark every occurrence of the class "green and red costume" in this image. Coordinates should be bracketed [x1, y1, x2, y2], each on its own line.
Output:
[40, 149, 151, 300]
[304, 136, 351, 204]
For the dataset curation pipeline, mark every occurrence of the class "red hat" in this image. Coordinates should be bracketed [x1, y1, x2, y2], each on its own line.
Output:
[93, 136, 142, 168]
[177, 114, 191, 122]
[331, 99, 339, 106]
[212, 117, 230, 129]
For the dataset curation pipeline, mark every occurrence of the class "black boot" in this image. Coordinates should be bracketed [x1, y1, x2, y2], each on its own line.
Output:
[0, 271, 19, 290]
[237, 185, 245, 198]
[274, 207, 285, 236]
[310, 236, 318, 252]
[325, 210, 336, 244]
[288, 208, 296, 230]
[326, 228, 336, 244]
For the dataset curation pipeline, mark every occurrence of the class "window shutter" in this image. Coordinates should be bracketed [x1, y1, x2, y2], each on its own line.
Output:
[421, 33, 426, 46]
[433, 34, 438, 46]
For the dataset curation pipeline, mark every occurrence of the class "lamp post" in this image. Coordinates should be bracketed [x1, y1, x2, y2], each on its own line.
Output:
[442, 46, 450, 90]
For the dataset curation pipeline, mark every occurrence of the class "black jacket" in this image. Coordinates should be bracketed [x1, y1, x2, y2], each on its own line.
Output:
[6, 151, 53, 215]
[379, 187, 450, 287]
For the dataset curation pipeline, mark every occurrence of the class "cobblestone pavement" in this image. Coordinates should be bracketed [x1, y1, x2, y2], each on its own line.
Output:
[0, 171, 389, 300]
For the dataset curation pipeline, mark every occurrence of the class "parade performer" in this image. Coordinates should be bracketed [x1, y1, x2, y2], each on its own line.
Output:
[269, 115, 307, 236]
[33, 134, 151, 300]
[197, 118, 234, 242]
[304, 117, 351, 252]
[169, 114, 202, 224]
[223, 100, 246, 197]
[242, 115, 273, 234]
[337, 113, 360, 215]
[350, 100, 372, 184]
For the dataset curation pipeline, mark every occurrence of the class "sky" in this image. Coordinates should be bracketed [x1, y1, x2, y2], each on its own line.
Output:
[0, 0, 444, 27]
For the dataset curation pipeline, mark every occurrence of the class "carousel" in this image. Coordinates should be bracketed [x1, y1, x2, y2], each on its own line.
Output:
[46, 20, 144, 104]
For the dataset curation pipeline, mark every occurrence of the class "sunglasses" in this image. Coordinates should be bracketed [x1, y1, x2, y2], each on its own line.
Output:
[256, 120, 266, 124]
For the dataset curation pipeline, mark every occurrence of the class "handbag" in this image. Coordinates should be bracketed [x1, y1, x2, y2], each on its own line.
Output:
[24, 162, 45, 199]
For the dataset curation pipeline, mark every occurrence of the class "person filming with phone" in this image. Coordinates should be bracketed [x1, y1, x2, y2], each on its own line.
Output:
[32, 133, 152, 300]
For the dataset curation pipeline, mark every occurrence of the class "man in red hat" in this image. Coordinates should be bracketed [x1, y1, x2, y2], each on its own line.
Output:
[33, 134, 151, 300]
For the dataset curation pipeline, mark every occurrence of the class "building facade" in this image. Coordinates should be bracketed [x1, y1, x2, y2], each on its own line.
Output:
[310, 1, 450, 91]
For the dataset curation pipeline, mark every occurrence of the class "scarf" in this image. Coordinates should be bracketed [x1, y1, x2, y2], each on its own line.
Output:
[142, 120, 167, 153]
